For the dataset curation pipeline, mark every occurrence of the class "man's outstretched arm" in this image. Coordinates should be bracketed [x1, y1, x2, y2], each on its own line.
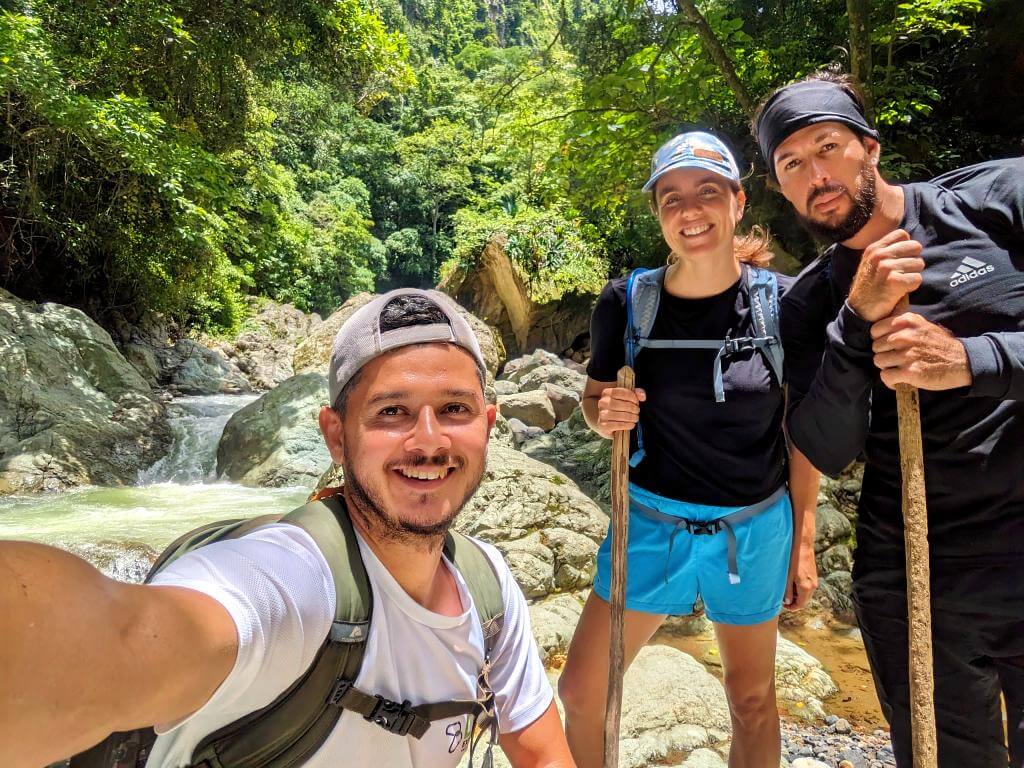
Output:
[0, 541, 237, 768]
[499, 701, 576, 768]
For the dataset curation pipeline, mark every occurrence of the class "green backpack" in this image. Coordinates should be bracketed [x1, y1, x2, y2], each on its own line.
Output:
[70, 492, 505, 768]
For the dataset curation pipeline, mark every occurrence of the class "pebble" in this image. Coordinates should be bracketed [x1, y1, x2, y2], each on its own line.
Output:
[782, 720, 895, 768]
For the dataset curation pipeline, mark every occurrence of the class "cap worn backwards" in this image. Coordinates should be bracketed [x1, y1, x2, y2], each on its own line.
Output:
[755, 80, 880, 178]
[328, 288, 487, 408]
[643, 131, 741, 193]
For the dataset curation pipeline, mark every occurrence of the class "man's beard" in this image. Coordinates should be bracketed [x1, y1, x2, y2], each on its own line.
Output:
[797, 159, 877, 243]
[342, 447, 484, 548]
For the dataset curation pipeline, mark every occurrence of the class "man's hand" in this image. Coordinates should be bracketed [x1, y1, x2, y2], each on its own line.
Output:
[782, 539, 818, 612]
[848, 229, 925, 323]
[870, 311, 972, 390]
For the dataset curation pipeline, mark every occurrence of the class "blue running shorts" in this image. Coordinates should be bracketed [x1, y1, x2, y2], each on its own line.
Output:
[593, 482, 793, 625]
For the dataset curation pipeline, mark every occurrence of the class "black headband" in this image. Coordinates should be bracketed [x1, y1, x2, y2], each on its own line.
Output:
[755, 80, 880, 178]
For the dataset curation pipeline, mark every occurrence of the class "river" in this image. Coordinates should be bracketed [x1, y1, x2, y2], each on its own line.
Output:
[0, 395, 311, 581]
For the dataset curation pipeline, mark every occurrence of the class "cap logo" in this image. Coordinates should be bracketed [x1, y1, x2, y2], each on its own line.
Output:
[694, 148, 725, 163]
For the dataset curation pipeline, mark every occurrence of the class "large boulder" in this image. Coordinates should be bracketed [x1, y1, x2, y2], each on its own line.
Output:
[439, 237, 599, 359]
[455, 444, 608, 597]
[529, 591, 585, 666]
[774, 636, 840, 721]
[216, 372, 332, 488]
[515, 363, 586, 395]
[462, 646, 731, 768]
[521, 408, 611, 504]
[164, 339, 252, 395]
[202, 299, 321, 391]
[293, 292, 504, 380]
[814, 503, 853, 553]
[497, 390, 557, 432]
[0, 289, 171, 494]
[616, 645, 732, 767]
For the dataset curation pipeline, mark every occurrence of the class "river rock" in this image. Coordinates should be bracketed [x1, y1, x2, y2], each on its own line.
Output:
[459, 444, 607, 596]
[818, 543, 854, 575]
[521, 407, 611, 504]
[814, 503, 853, 552]
[542, 382, 581, 423]
[505, 417, 545, 446]
[680, 749, 727, 768]
[814, 570, 856, 624]
[516, 363, 587, 396]
[203, 299, 321, 391]
[529, 592, 585, 666]
[497, 390, 557, 432]
[0, 289, 171, 494]
[775, 635, 840, 721]
[493, 379, 519, 397]
[164, 339, 252, 395]
[293, 292, 504, 380]
[216, 372, 331, 488]
[500, 349, 563, 382]
[616, 645, 731, 767]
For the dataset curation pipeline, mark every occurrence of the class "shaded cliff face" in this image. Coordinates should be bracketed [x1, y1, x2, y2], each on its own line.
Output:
[0, 288, 171, 494]
[438, 238, 598, 361]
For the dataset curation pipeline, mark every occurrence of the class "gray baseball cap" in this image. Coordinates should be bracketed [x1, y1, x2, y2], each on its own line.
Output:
[328, 288, 487, 408]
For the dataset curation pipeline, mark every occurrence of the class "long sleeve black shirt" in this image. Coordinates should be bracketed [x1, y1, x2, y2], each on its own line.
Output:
[782, 158, 1024, 565]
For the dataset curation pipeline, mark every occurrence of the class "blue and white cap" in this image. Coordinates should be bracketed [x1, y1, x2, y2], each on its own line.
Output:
[642, 131, 742, 192]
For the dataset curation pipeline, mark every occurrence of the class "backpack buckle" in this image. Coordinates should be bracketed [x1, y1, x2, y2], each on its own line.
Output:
[685, 519, 721, 536]
[723, 337, 756, 355]
[366, 695, 417, 736]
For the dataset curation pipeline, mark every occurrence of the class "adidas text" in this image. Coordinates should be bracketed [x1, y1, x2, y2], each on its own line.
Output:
[949, 264, 994, 287]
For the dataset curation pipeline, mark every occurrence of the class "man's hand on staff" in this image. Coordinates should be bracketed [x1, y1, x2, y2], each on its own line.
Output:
[594, 386, 646, 438]
[847, 229, 925, 323]
[870, 312, 972, 391]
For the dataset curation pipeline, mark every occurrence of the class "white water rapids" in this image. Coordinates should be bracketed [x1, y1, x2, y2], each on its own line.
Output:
[0, 394, 310, 581]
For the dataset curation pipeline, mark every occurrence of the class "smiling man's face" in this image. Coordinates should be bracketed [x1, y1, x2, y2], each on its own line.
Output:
[320, 343, 495, 546]
[772, 121, 879, 243]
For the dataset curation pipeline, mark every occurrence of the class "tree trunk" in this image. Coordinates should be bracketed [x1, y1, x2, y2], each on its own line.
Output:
[675, 0, 755, 117]
[847, 0, 874, 118]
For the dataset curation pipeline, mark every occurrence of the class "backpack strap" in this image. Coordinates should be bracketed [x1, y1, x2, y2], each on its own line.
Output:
[622, 264, 786, 416]
[188, 495, 372, 766]
[624, 266, 665, 467]
[743, 264, 785, 389]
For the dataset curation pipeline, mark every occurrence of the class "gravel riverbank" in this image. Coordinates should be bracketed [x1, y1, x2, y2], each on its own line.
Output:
[783, 718, 896, 767]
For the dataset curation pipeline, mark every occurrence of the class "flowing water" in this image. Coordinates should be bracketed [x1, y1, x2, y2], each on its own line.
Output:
[0, 394, 310, 581]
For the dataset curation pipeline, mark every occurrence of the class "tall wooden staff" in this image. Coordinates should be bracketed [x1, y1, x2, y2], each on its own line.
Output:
[603, 365, 634, 768]
[894, 296, 938, 767]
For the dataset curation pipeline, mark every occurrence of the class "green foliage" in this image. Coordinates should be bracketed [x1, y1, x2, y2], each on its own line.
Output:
[0, 0, 411, 329]
[1, 0, 1019, 332]
[448, 206, 607, 303]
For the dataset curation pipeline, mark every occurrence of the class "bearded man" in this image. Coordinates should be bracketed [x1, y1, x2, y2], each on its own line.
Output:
[0, 289, 574, 768]
[753, 68, 1024, 768]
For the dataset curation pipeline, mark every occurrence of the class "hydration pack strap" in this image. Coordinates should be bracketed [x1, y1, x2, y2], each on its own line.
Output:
[630, 486, 787, 584]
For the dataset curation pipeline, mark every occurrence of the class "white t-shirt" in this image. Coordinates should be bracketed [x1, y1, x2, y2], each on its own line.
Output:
[147, 523, 552, 768]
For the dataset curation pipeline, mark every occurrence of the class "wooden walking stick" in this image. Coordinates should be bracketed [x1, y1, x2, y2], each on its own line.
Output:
[893, 296, 938, 767]
[603, 365, 634, 768]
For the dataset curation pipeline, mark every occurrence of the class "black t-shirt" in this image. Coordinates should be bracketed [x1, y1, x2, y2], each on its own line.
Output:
[782, 158, 1024, 565]
[587, 269, 794, 506]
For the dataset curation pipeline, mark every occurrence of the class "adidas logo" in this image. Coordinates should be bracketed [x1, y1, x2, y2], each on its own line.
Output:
[949, 256, 994, 287]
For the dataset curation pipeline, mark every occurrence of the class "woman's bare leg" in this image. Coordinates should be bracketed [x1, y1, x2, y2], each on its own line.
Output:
[714, 617, 781, 768]
[558, 591, 666, 768]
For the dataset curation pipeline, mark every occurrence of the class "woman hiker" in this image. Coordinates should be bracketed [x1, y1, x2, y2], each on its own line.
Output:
[557, 131, 822, 768]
